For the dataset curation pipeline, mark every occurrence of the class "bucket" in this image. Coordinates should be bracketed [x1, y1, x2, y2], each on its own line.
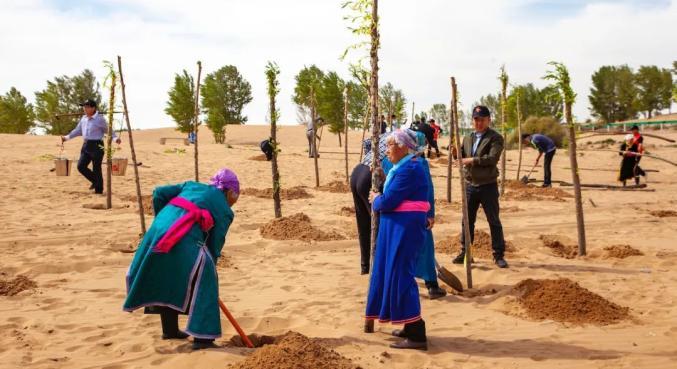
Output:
[112, 157, 128, 176]
[54, 158, 72, 176]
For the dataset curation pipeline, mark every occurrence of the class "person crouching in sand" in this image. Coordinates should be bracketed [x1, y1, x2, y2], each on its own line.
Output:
[123, 168, 240, 350]
[365, 130, 429, 350]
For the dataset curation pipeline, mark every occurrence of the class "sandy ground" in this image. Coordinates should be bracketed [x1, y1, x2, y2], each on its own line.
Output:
[1, 125, 676, 369]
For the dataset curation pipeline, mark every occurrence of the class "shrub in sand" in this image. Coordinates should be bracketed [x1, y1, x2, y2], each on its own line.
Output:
[228, 331, 359, 369]
[436, 229, 516, 259]
[0, 275, 37, 296]
[242, 187, 313, 200]
[512, 278, 629, 325]
[260, 213, 346, 242]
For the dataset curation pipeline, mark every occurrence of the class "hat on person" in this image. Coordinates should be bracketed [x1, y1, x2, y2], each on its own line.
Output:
[209, 168, 240, 195]
[79, 99, 97, 108]
[472, 105, 491, 118]
[630, 125, 639, 131]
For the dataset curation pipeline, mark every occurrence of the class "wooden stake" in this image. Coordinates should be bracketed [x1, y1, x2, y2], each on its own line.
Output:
[193, 61, 202, 182]
[369, 0, 381, 262]
[311, 88, 320, 188]
[499, 67, 508, 196]
[344, 86, 350, 183]
[446, 86, 453, 203]
[451, 77, 473, 289]
[117, 56, 146, 235]
[565, 102, 587, 256]
[515, 89, 523, 181]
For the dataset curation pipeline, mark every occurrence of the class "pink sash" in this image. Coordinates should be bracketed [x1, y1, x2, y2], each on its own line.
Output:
[153, 197, 214, 253]
[392, 200, 431, 213]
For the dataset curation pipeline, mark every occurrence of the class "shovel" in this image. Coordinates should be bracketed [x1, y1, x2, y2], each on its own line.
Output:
[218, 298, 254, 348]
[435, 260, 463, 292]
[520, 162, 538, 184]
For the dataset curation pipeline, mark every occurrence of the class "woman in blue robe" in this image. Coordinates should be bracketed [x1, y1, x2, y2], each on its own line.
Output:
[365, 130, 430, 350]
[123, 168, 240, 350]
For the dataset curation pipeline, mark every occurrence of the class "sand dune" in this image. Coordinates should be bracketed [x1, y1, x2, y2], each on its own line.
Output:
[1, 125, 676, 368]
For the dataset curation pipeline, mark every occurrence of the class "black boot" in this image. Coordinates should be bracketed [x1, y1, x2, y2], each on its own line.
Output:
[425, 280, 447, 300]
[160, 310, 189, 340]
[192, 338, 217, 350]
[390, 319, 427, 350]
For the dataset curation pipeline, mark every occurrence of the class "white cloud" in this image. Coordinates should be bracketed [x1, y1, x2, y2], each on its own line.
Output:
[0, 0, 674, 131]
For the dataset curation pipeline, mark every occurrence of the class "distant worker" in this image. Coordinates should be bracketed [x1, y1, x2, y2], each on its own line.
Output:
[380, 114, 388, 134]
[390, 114, 400, 131]
[260, 138, 274, 161]
[618, 125, 645, 186]
[417, 119, 435, 158]
[428, 118, 441, 158]
[453, 106, 508, 269]
[61, 99, 120, 194]
[188, 131, 196, 144]
[521, 133, 556, 187]
[306, 117, 322, 158]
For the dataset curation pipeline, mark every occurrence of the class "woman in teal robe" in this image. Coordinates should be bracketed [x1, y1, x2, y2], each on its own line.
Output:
[123, 168, 240, 350]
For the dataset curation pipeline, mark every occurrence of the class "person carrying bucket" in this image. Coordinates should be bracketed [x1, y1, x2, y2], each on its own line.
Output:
[60, 99, 120, 194]
[123, 168, 240, 350]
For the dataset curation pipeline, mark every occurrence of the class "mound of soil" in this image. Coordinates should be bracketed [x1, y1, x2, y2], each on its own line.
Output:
[512, 278, 629, 325]
[248, 154, 269, 161]
[260, 213, 346, 242]
[650, 210, 677, 218]
[228, 333, 277, 348]
[338, 206, 355, 217]
[436, 230, 515, 258]
[318, 180, 350, 193]
[0, 275, 37, 296]
[503, 180, 572, 202]
[121, 194, 154, 216]
[540, 235, 578, 259]
[604, 244, 643, 259]
[229, 331, 359, 369]
[242, 187, 313, 200]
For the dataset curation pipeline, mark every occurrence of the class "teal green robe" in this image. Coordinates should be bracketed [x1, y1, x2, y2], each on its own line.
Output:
[123, 181, 233, 339]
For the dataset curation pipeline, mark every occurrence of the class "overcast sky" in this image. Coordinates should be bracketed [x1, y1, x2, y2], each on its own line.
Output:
[1, 0, 675, 130]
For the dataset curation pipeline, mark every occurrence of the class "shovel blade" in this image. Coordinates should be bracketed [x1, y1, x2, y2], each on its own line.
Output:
[437, 265, 464, 292]
[520, 176, 529, 184]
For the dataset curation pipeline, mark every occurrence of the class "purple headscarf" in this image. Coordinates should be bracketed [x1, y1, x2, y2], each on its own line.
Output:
[391, 129, 418, 151]
[209, 168, 240, 194]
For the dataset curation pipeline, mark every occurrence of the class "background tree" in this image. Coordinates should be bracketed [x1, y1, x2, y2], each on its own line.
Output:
[379, 82, 407, 127]
[201, 65, 253, 144]
[588, 65, 638, 123]
[346, 80, 368, 129]
[0, 87, 35, 134]
[265, 61, 282, 218]
[34, 69, 103, 135]
[635, 65, 673, 118]
[165, 70, 196, 134]
[672, 61, 677, 105]
[293, 65, 325, 121]
[317, 71, 346, 146]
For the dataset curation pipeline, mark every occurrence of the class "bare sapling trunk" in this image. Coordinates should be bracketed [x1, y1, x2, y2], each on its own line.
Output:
[451, 77, 473, 289]
[516, 90, 523, 180]
[311, 90, 320, 188]
[344, 87, 350, 183]
[368, 0, 381, 262]
[117, 56, 146, 234]
[566, 103, 587, 255]
[446, 89, 453, 203]
[105, 72, 116, 209]
[499, 68, 508, 196]
[193, 61, 202, 182]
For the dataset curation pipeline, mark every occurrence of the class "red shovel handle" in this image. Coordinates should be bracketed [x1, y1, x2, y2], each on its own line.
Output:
[218, 298, 254, 348]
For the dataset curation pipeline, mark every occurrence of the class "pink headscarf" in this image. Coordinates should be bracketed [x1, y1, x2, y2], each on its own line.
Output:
[209, 168, 240, 194]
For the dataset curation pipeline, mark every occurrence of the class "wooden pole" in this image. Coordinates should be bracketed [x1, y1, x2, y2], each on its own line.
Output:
[446, 88, 453, 203]
[311, 88, 320, 188]
[358, 102, 369, 163]
[515, 89, 523, 180]
[499, 69, 508, 196]
[451, 77, 473, 289]
[411, 101, 415, 125]
[565, 102, 587, 256]
[193, 61, 202, 182]
[105, 71, 116, 209]
[117, 56, 146, 235]
[344, 86, 350, 183]
[266, 63, 282, 219]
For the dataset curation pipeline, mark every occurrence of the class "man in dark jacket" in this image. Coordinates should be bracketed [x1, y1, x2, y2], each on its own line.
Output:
[417, 119, 435, 158]
[453, 105, 508, 268]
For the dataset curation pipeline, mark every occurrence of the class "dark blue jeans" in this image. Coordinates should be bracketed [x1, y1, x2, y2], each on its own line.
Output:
[460, 182, 505, 259]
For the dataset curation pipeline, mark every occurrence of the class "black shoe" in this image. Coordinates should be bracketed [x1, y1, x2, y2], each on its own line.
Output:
[392, 329, 407, 338]
[541, 183, 552, 188]
[494, 258, 509, 268]
[192, 338, 217, 350]
[162, 330, 189, 340]
[452, 253, 473, 264]
[428, 286, 447, 300]
[89, 184, 95, 190]
[361, 265, 369, 275]
[389, 339, 428, 351]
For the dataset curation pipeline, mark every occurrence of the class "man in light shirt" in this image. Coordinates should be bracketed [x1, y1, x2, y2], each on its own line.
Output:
[61, 99, 120, 194]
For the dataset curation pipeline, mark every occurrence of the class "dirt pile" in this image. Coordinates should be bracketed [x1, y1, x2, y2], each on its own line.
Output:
[228, 333, 277, 348]
[338, 206, 355, 216]
[229, 331, 359, 369]
[650, 210, 677, 218]
[540, 234, 578, 259]
[436, 230, 515, 258]
[503, 180, 572, 202]
[318, 180, 350, 193]
[260, 213, 346, 242]
[248, 154, 269, 161]
[0, 275, 37, 296]
[512, 278, 629, 325]
[242, 187, 313, 200]
[121, 194, 154, 216]
[604, 244, 643, 259]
